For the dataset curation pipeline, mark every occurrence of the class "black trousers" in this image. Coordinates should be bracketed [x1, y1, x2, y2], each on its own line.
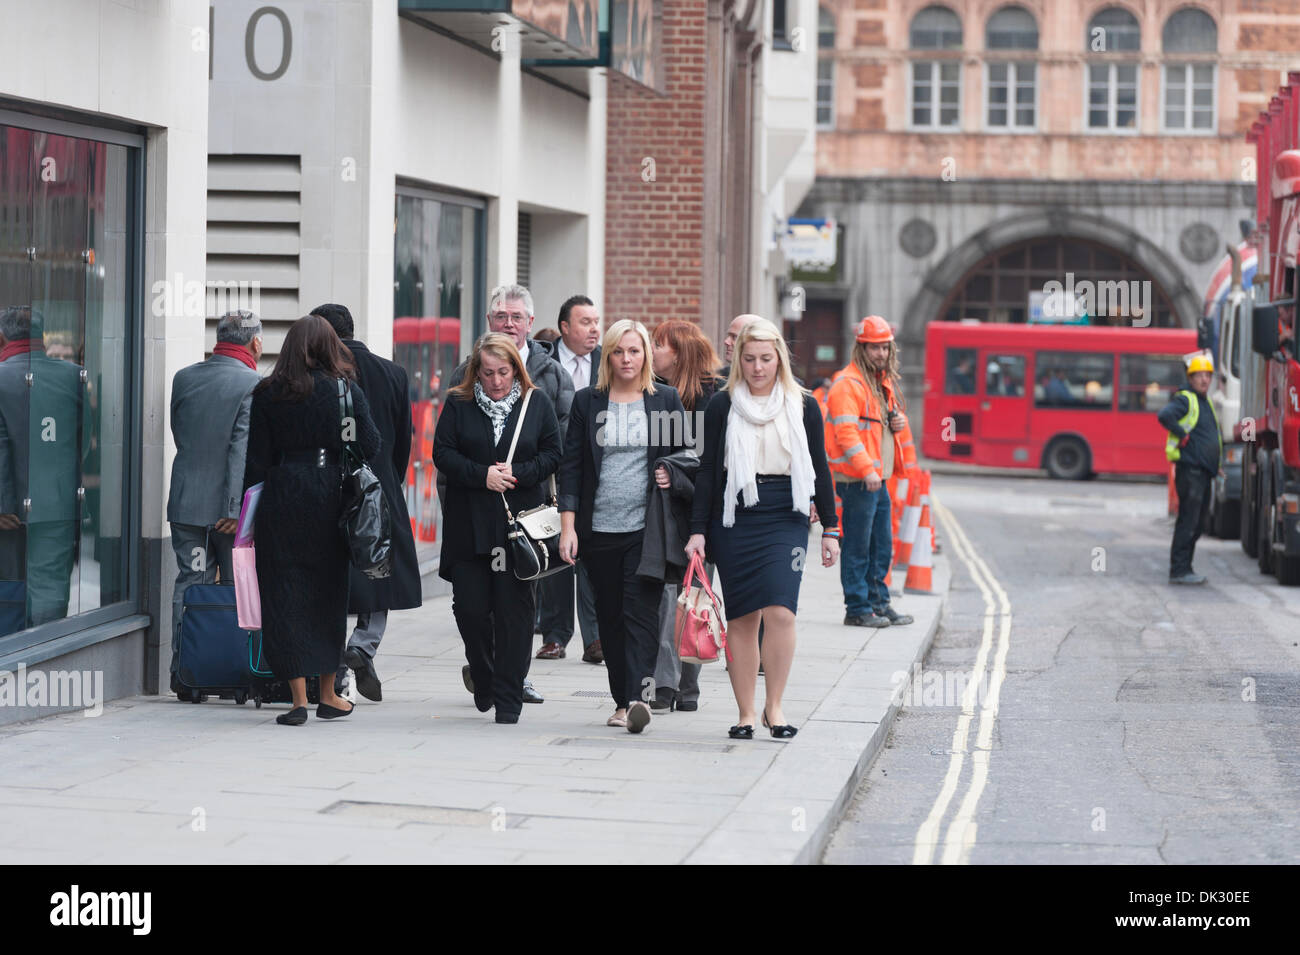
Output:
[1171, 463, 1212, 577]
[582, 530, 661, 709]
[450, 556, 535, 718]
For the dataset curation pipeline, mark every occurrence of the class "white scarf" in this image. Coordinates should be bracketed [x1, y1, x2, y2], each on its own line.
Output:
[723, 380, 815, 527]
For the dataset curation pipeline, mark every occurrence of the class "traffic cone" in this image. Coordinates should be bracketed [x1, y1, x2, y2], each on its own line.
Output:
[895, 473, 922, 573]
[418, 465, 437, 542]
[904, 475, 934, 594]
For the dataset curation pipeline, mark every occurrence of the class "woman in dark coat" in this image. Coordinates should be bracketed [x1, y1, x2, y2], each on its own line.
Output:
[311, 303, 421, 703]
[433, 333, 562, 724]
[243, 314, 382, 726]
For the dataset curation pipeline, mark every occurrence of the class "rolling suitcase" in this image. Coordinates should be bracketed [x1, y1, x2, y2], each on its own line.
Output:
[176, 584, 320, 707]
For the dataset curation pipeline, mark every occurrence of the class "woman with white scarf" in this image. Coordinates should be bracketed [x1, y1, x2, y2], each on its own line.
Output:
[433, 334, 562, 724]
[686, 318, 839, 739]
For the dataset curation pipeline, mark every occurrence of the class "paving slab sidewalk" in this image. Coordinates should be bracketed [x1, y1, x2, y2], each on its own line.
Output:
[0, 540, 949, 865]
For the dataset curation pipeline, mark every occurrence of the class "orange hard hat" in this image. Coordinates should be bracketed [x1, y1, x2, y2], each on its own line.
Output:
[855, 315, 894, 343]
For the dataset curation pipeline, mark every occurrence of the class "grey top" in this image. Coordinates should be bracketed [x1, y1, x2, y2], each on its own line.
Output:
[592, 398, 648, 533]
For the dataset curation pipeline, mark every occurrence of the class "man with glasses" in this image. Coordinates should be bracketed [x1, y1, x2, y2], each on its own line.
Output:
[445, 284, 574, 704]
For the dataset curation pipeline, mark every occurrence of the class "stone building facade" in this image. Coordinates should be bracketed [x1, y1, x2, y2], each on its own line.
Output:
[796, 0, 1300, 391]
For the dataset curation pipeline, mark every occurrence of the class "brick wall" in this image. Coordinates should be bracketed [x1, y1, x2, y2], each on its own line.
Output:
[604, 0, 709, 328]
[817, 0, 1300, 180]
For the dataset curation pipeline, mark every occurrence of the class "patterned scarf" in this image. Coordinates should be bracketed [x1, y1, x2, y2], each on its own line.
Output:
[474, 380, 522, 444]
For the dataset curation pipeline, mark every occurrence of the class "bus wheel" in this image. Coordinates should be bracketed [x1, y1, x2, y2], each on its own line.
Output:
[1044, 437, 1090, 481]
[1241, 452, 1259, 558]
[1257, 449, 1273, 575]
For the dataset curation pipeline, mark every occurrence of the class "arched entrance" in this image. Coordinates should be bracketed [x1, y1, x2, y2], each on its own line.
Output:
[900, 211, 1202, 346]
[938, 236, 1179, 327]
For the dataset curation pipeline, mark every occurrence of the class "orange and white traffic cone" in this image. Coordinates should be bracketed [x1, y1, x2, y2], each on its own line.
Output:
[904, 475, 934, 594]
[895, 473, 922, 574]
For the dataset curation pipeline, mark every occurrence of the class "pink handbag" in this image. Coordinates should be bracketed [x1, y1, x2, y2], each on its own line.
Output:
[675, 553, 729, 665]
[233, 484, 262, 630]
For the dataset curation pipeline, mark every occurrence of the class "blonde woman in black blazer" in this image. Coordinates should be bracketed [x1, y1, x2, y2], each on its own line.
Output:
[433, 334, 562, 724]
[557, 319, 689, 734]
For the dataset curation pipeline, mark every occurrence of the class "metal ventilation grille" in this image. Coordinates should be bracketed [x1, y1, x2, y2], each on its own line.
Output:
[517, 211, 532, 289]
[205, 155, 302, 363]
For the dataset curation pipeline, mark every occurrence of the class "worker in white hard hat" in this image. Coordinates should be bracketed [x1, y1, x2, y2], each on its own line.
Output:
[1157, 352, 1220, 585]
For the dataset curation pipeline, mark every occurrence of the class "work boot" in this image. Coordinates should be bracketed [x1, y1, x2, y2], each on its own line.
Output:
[876, 606, 914, 626]
[1169, 573, 1207, 585]
[845, 613, 891, 628]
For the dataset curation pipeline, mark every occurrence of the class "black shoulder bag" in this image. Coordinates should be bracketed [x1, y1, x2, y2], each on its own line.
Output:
[501, 388, 565, 581]
[337, 378, 393, 579]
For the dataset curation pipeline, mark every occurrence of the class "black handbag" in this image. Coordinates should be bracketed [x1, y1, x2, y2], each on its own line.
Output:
[337, 378, 393, 579]
[501, 388, 566, 581]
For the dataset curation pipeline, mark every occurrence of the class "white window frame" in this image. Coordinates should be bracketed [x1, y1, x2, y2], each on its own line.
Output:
[816, 57, 835, 130]
[1085, 61, 1140, 134]
[908, 59, 962, 130]
[984, 61, 1037, 132]
[1160, 62, 1216, 134]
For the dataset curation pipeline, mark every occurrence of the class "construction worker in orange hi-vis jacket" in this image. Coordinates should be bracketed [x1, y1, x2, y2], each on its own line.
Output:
[824, 316, 915, 628]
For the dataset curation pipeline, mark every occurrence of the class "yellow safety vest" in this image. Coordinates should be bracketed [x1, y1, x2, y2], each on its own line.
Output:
[1165, 389, 1220, 462]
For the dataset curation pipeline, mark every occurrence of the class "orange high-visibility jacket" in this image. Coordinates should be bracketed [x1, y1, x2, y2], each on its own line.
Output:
[824, 361, 906, 482]
[812, 385, 830, 419]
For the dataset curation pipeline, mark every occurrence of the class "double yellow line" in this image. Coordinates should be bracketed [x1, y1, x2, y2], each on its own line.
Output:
[911, 495, 1013, 866]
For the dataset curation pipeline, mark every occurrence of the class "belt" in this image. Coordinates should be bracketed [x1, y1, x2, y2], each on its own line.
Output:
[279, 448, 341, 468]
[755, 474, 790, 484]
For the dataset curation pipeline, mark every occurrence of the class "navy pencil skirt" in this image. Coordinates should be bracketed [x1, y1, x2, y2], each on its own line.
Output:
[709, 476, 810, 620]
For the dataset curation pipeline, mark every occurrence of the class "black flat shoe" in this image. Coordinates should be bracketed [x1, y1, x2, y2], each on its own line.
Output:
[728, 724, 754, 739]
[762, 710, 797, 739]
[276, 706, 308, 726]
[676, 700, 698, 712]
[462, 665, 475, 694]
[316, 702, 355, 720]
[495, 712, 520, 724]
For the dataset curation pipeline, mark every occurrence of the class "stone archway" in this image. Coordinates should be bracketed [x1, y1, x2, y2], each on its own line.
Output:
[899, 210, 1202, 347]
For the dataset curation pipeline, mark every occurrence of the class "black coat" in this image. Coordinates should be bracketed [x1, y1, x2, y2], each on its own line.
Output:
[342, 339, 421, 612]
[433, 387, 562, 580]
[636, 449, 699, 583]
[689, 389, 839, 537]
[557, 384, 690, 541]
[243, 371, 382, 679]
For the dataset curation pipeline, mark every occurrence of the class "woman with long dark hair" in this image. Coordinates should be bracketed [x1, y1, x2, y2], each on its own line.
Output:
[433, 333, 562, 724]
[243, 314, 382, 726]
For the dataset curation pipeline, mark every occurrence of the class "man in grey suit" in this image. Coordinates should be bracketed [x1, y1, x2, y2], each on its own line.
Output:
[0, 306, 82, 632]
[167, 310, 262, 695]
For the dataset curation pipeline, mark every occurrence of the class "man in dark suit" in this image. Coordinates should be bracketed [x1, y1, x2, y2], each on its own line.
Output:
[0, 307, 83, 635]
[166, 310, 263, 694]
[537, 294, 602, 663]
[313, 304, 421, 702]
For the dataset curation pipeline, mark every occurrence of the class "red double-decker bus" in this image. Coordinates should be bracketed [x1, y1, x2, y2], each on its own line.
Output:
[922, 321, 1198, 479]
[393, 316, 462, 541]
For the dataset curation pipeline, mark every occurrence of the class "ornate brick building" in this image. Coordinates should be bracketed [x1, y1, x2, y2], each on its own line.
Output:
[796, 0, 1300, 390]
